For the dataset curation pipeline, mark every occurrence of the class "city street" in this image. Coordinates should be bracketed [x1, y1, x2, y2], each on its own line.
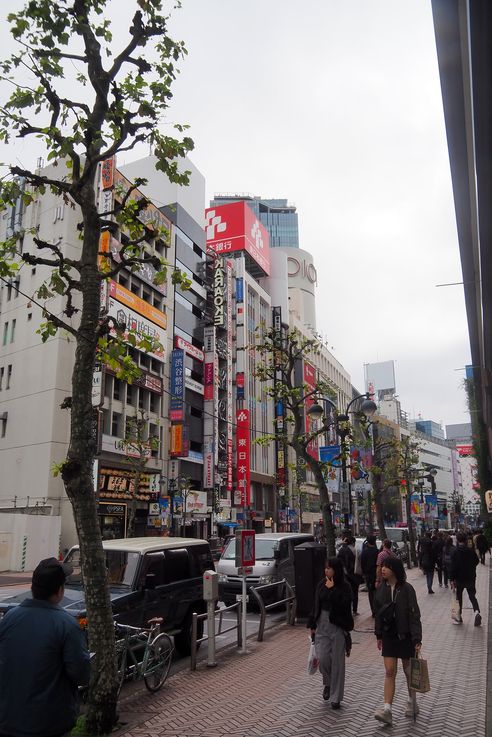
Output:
[118, 561, 490, 737]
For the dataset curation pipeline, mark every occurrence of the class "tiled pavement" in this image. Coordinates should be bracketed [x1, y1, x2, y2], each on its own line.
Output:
[119, 561, 490, 737]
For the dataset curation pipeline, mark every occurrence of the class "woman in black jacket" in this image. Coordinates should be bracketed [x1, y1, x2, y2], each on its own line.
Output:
[308, 557, 353, 710]
[373, 557, 422, 727]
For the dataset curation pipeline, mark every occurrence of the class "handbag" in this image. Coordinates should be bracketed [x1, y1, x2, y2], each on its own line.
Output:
[451, 592, 461, 622]
[409, 652, 431, 693]
[379, 589, 398, 633]
[307, 637, 319, 675]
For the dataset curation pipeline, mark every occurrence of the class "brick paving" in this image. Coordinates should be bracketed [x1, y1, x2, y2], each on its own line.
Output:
[119, 561, 490, 737]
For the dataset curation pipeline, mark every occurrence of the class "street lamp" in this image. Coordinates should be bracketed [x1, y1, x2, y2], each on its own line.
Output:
[308, 392, 377, 532]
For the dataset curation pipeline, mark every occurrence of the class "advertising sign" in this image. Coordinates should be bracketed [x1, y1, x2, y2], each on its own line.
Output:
[213, 258, 226, 327]
[170, 424, 183, 457]
[109, 280, 166, 329]
[236, 372, 245, 399]
[92, 363, 103, 406]
[101, 157, 114, 189]
[170, 349, 185, 421]
[236, 409, 251, 506]
[235, 529, 255, 568]
[303, 361, 318, 460]
[107, 297, 165, 362]
[174, 335, 205, 362]
[456, 444, 474, 457]
[205, 201, 271, 276]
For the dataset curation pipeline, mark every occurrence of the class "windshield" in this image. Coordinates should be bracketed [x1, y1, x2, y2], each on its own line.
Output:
[385, 529, 405, 543]
[222, 538, 278, 561]
[64, 548, 140, 588]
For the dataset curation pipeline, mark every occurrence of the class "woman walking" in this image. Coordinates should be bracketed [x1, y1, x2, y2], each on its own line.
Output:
[308, 557, 354, 710]
[442, 535, 455, 588]
[373, 557, 422, 726]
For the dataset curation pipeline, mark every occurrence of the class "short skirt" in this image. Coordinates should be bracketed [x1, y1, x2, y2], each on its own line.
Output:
[381, 633, 414, 659]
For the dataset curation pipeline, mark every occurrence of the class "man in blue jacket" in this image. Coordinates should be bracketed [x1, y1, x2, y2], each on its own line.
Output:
[0, 557, 91, 737]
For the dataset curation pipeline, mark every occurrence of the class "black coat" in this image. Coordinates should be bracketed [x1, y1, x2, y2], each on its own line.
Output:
[450, 544, 479, 582]
[419, 538, 436, 572]
[374, 581, 422, 646]
[307, 579, 354, 632]
[360, 544, 378, 579]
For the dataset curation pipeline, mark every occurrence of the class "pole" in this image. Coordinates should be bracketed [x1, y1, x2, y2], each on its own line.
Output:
[206, 600, 216, 667]
[241, 574, 247, 654]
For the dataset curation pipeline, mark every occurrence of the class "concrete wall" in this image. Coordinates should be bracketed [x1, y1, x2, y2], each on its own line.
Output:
[0, 514, 61, 571]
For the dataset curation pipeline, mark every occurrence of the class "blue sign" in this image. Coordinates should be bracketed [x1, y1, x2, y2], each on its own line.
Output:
[236, 277, 244, 303]
[170, 349, 185, 421]
[319, 445, 342, 466]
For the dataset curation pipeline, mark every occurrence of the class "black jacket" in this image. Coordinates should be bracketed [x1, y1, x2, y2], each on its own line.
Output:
[307, 579, 354, 632]
[475, 534, 490, 554]
[374, 581, 422, 646]
[419, 538, 436, 572]
[360, 544, 378, 578]
[337, 544, 355, 576]
[450, 544, 479, 582]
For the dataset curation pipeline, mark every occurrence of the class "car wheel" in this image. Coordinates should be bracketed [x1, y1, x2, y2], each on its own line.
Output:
[174, 609, 203, 657]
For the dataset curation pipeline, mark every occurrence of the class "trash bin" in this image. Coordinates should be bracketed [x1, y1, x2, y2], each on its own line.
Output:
[294, 542, 327, 619]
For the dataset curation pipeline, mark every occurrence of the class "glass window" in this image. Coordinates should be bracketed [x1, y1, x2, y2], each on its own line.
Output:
[64, 549, 140, 588]
[2, 323, 8, 346]
[10, 320, 16, 343]
[164, 548, 190, 582]
[6, 365, 12, 390]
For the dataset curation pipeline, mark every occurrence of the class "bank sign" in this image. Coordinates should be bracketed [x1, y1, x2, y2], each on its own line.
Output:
[205, 201, 270, 276]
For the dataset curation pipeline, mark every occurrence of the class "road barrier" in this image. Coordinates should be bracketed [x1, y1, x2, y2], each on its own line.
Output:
[190, 601, 242, 671]
[250, 579, 296, 642]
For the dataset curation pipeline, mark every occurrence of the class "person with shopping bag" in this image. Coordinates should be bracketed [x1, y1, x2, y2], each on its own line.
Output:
[307, 557, 354, 710]
[373, 557, 422, 727]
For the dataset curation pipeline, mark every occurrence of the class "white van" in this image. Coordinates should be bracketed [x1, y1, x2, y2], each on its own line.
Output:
[217, 532, 314, 605]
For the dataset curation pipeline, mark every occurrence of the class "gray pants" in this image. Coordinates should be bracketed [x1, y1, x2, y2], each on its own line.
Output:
[315, 610, 346, 703]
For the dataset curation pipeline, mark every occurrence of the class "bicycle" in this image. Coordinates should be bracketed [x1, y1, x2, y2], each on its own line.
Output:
[115, 617, 174, 693]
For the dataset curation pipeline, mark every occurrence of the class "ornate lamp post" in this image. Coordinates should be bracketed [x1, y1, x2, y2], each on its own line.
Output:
[308, 393, 377, 533]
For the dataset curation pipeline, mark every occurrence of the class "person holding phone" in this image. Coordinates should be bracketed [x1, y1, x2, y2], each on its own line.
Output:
[307, 557, 354, 710]
[373, 557, 422, 726]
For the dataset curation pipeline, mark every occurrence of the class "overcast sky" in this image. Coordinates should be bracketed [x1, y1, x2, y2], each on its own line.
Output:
[0, 1, 471, 429]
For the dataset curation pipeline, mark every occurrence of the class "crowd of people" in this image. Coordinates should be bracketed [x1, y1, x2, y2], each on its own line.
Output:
[307, 527, 489, 726]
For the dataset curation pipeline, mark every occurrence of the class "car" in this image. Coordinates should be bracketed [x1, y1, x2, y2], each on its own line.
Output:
[216, 532, 314, 606]
[0, 537, 214, 657]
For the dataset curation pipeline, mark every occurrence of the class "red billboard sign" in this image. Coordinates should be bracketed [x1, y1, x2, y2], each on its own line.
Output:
[236, 409, 251, 506]
[205, 201, 270, 276]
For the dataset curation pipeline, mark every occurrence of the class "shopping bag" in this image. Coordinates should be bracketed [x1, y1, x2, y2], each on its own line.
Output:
[451, 592, 461, 622]
[410, 654, 430, 693]
[307, 637, 319, 675]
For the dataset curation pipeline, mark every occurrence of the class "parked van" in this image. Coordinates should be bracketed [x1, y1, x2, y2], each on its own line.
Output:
[217, 532, 314, 606]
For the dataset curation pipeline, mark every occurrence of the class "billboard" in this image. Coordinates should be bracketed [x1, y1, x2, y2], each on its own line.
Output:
[109, 280, 166, 329]
[236, 409, 251, 506]
[364, 360, 396, 401]
[106, 296, 165, 362]
[205, 201, 270, 276]
[170, 349, 185, 421]
[303, 361, 318, 460]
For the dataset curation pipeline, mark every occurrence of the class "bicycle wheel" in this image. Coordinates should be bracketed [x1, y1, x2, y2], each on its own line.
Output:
[143, 633, 173, 692]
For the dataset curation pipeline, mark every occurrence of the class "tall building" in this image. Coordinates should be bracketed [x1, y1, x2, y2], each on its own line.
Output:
[446, 422, 472, 445]
[210, 195, 299, 248]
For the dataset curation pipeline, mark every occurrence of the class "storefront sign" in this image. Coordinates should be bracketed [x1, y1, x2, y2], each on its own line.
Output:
[170, 349, 185, 421]
[175, 335, 204, 362]
[170, 424, 183, 457]
[92, 364, 103, 406]
[101, 157, 114, 190]
[185, 376, 204, 395]
[107, 297, 165, 362]
[109, 280, 166, 329]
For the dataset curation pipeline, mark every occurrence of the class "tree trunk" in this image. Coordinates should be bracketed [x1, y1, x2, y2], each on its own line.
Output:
[62, 198, 118, 734]
[404, 479, 417, 566]
[372, 476, 387, 542]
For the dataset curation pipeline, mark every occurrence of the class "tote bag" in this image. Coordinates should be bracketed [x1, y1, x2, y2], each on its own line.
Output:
[410, 653, 431, 693]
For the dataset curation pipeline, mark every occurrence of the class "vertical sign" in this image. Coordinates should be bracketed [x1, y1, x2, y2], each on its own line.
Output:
[170, 349, 185, 421]
[303, 361, 319, 460]
[213, 259, 225, 327]
[236, 409, 251, 506]
[226, 260, 234, 493]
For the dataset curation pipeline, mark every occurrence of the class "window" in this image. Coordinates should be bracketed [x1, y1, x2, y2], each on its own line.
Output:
[10, 320, 16, 343]
[0, 411, 7, 438]
[6, 365, 12, 390]
[139, 553, 165, 588]
[149, 392, 159, 414]
[164, 549, 190, 583]
[0, 367, 3, 390]
[111, 411, 122, 437]
[2, 323, 8, 346]
[113, 378, 121, 400]
[27, 313, 32, 321]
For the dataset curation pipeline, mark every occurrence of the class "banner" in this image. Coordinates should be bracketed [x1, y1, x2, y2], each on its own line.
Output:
[169, 349, 185, 421]
[236, 409, 251, 506]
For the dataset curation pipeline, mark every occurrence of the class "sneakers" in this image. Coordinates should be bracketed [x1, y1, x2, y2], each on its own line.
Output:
[428, 590, 435, 594]
[453, 616, 463, 624]
[404, 699, 420, 718]
[474, 612, 482, 627]
[374, 707, 392, 726]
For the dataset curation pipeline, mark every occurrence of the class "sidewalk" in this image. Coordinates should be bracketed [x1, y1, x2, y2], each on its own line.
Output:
[119, 561, 490, 737]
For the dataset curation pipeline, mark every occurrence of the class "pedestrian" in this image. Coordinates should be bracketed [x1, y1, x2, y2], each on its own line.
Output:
[432, 531, 445, 587]
[308, 557, 354, 710]
[375, 539, 395, 588]
[373, 557, 423, 726]
[419, 532, 436, 593]
[360, 534, 379, 616]
[337, 536, 359, 616]
[0, 557, 91, 737]
[475, 530, 490, 565]
[449, 531, 481, 626]
[442, 535, 455, 588]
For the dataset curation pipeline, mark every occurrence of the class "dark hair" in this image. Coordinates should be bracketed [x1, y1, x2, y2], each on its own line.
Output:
[325, 556, 345, 587]
[444, 536, 454, 548]
[382, 539, 392, 550]
[366, 534, 377, 546]
[457, 532, 467, 544]
[31, 557, 69, 600]
[381, 556, 406, 584]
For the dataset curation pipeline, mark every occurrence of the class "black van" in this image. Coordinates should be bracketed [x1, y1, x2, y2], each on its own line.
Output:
[0, 537, 214, 656]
